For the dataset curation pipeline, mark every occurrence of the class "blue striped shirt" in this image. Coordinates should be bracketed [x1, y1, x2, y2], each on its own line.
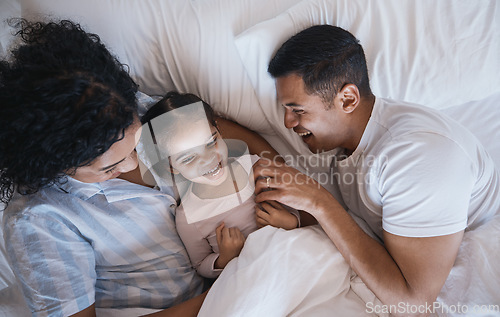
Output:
[2, 177, 204, 317]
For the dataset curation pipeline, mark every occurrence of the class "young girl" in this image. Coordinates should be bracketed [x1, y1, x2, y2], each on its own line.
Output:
[138, 92, 299, 278]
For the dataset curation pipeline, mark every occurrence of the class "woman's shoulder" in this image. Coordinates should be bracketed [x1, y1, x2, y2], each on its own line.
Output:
[2, 187, 75, 233]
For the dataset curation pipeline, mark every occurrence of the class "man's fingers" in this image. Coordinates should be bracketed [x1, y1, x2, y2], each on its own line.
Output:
[252, 159, 269, 181]
[255, 177, 280, 195]
[255, 189, 281, 204]
[255, 205, 271, 220]
[252, 159, 279, 181]
[261, 200, 281, 210]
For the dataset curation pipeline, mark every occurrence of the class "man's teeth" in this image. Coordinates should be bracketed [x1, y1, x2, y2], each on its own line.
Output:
[297, 131, 312, 137]
[203, 163, 221, 176]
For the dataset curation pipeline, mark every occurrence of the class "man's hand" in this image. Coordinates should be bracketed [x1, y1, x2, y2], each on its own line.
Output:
[214, 223, 245, 269]
[255, 201, 298, 230]
[253, 158, 337, 215]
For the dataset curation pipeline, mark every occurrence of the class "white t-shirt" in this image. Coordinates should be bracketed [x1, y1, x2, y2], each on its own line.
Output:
[332, 97, 500, 239]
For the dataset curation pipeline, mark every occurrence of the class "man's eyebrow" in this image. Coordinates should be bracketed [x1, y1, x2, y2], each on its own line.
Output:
[284, 103, 301, 107]
[174, 131, 218, 163]
[99, 157, 126, 171]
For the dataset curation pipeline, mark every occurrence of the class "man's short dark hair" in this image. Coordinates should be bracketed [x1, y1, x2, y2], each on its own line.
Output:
[268, 25, 372, 105]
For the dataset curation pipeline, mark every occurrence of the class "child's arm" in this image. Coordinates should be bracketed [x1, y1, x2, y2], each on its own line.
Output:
[175, 208, 224, 279]
[214, 222, 245, 269]
[255, 201, 300, 230]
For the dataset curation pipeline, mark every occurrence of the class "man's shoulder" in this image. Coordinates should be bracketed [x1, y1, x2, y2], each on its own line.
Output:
[375, 97, 473, 141]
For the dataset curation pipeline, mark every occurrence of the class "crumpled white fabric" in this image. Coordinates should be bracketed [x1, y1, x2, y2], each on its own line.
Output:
[199, 225, 377, 317]
[435, 215, 500, 317]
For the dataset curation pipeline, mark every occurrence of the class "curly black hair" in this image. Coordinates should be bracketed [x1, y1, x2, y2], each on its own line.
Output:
[0, 19, 139, 203]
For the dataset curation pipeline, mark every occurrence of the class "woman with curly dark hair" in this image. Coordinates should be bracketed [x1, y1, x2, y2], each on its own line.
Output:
[0, 19, 209, 317]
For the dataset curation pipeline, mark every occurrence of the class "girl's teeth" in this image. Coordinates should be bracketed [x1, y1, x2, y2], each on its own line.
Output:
[204, 163, 221, 176]
[211, 167, 221, 176]
[298, 131, 311, 137]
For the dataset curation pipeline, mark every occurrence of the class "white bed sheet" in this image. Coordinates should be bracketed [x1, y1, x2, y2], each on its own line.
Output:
[199, 225, 377, 317]
[198, 215, 500, 317]
[0, 0, 20, 58]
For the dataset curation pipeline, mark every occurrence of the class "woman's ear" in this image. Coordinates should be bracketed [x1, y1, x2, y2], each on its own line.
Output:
[339, 84, 360, 113]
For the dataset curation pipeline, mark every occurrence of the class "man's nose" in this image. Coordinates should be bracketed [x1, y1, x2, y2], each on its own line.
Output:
[284, 108, 299, 129]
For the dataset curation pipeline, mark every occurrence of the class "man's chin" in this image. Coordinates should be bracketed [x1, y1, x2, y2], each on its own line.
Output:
[304, 141, 318, 153]
[306, 144, 331, 155]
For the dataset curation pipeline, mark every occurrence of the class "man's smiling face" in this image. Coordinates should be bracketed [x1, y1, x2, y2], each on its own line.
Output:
[276, 73, 349, 153]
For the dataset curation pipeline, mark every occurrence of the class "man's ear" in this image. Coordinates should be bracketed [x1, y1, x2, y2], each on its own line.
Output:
[339, 84, 360, 113]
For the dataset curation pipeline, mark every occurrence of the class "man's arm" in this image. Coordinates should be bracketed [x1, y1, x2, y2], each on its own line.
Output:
[215, 117, 284, 163]
[314, 197, 463, 313]
[253, 160, 462, 316]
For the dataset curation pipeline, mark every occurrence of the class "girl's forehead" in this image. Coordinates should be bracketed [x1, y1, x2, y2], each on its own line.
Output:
[167, 120, 216, 155]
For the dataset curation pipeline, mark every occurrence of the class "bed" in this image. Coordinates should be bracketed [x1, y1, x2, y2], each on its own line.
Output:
[1, 0, 499, 316]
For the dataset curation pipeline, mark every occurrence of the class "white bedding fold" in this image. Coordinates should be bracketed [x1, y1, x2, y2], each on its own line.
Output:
[199, 225, 376, 317]
[200, 216, 500, 317]
[436, 215, 500, 317]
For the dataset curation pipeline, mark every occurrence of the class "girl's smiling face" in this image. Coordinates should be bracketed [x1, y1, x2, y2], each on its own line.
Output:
[167, 120, 229, 186]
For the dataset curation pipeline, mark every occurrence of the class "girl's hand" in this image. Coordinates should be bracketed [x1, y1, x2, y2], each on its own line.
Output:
[214, 223, 245, 269]
[255, 201, 298, 230]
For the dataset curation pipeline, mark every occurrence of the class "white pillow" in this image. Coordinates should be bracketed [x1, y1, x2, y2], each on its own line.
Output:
[0, 0, 21, 58]
[235, 0, 500, 159]
[20, 0, 303, 135]
[442, 92, 500, 170]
